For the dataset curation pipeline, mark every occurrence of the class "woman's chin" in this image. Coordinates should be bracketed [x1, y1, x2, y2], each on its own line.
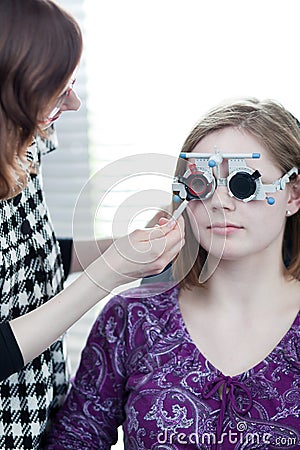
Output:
[39, 113, 62, 130]
[203, 242, 249, 262]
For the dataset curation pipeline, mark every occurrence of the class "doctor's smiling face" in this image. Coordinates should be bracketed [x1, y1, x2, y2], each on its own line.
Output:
[39, 76, 81, 129]
[186, 126, 293, 264]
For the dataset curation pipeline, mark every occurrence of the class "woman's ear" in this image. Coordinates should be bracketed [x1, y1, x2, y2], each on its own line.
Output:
[287, 174, 300, 215]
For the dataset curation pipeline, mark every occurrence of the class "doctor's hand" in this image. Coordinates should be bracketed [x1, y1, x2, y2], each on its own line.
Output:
[88, 216, 185, 291]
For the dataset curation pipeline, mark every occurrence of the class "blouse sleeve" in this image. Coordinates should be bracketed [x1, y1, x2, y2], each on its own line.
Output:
[45, 296, 128, 450]
[0, 322, 24, 381]
[57, 238, 73, 279]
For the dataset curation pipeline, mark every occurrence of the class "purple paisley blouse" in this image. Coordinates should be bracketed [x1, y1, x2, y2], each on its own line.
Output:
[46, 283, 300, 449]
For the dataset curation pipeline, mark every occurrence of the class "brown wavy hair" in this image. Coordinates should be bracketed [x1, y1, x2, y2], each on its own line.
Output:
[173, 98, 300, 286]
[0, 0, 82, 199]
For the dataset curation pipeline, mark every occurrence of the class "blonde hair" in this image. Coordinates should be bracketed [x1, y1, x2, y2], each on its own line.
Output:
[173, 98, 300, 287]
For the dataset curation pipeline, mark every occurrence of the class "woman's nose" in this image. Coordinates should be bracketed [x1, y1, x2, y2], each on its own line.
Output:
[61, 89, 81, 112]
[209, 184, 236, 211]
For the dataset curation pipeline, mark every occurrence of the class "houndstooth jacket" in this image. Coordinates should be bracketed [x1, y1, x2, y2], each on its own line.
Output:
[0, 127, 68, 449]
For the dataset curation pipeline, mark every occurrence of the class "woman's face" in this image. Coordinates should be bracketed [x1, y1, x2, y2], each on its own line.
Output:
[39, 75, 81, 129]
[186, 127, 291, 262]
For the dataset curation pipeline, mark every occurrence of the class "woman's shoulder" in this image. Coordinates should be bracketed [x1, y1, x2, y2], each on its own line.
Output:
[106, 282, 179, 313]
[85, 283, 181, 362]
[96, 282, 180, 335]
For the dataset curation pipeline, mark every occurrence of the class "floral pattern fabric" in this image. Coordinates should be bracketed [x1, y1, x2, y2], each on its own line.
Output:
[46, 283, 300, 450]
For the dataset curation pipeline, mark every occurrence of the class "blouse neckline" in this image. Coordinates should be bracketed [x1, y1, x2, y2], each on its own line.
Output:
[172, 286, 300, 380]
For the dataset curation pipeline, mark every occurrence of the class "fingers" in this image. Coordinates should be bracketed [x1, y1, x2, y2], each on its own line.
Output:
[152, 216, 184, 245]
[112, 215, 184, 269]
[141, 232, 185, 277]
[156, 215, 185, 242]
[101, 214, 185, 284]
[142, 216, 185, 271]
[149, 219, 185, 259]
[157, 217, 169, 226]
[135, 215, 184, 242]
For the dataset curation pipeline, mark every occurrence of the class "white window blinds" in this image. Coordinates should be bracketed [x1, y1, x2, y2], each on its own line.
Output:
[42, 0, 90, 238]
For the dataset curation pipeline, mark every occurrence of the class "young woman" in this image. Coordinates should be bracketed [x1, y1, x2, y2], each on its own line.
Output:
[0, 0, 184, 448]
[46, 98, 300, 449]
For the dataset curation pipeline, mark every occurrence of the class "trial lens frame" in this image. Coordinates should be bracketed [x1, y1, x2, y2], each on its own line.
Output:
[172, 148, 298, 206]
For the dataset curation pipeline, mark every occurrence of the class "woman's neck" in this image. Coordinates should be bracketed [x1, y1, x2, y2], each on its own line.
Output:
[198, 252, 296, 314]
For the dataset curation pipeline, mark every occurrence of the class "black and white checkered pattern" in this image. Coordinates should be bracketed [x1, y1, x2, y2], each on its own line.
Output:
[0, 132, 68, 449]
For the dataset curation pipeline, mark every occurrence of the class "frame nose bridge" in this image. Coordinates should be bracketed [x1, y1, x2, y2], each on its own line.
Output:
[216, 176, 228, 188]
[213, 159, 230, 186]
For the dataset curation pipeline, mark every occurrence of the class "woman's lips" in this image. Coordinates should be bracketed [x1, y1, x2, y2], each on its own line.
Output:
[49, 112, 62, 122]
[208, 223, 244, 235]
[39, 113, 61, 128]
